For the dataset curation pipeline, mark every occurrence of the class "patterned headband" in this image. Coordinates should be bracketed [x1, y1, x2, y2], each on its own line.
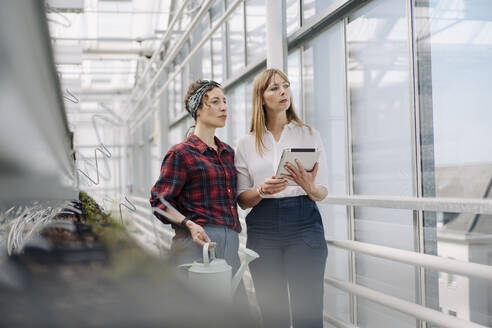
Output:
[186, 80, 221, 120]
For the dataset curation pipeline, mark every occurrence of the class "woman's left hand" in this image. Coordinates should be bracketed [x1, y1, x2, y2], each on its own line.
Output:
[280, 159, 318, 195]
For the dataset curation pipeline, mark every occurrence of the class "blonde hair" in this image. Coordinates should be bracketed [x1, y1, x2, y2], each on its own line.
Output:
[250, 68, 311, 156]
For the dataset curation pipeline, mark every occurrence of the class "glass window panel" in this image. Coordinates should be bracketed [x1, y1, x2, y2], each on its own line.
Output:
[174, 61, 183, 116]
[182, 64, 189, 103]
[168, 78, 175, 120]
[168, 124, 180, 147]
[301, 22, 349, 322]
[174, 64, 182, 118]
[324, 285, 351, 326]
[211, 0, 224, 23]
[416, 2, 492, 324]
[286, 0, 300, 35]
[422, 234, 492, 326]
[357, 297, 417, 328]
[189, 51, 204, 82]
[348, 0, 416, 326]
[211, 1, 225, 82]
[142, 116, 153, 190]
[168, 121, 189, 147]
[302, 23, 347, 229]
[443, 267, 491, 325]
[348, 0, 414, 203]
[151, 111, 162, 180]
[188, 12, 211, 80]
[212, 27, 225, 82]
[226, 0, 245, 77]
[136, 127, 147, 196]
[191, 14, 210, 48]
[245, 0, 266, 64]
[202, 40, 212, 80]
[287, 50, 301, 114]
[97, 1, 132, 38]
[417, 1, 492, 200]
[179, 5, 192, 29]
[245, 76, 255, 131]
[224, 84, 246, 148]
[303, 0, 339, 24]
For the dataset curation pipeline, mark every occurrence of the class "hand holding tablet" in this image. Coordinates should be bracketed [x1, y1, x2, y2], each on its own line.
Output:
[275, 148, 320, 186]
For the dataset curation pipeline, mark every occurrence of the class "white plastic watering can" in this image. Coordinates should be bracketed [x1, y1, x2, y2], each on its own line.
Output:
[180, 243, 259, 302]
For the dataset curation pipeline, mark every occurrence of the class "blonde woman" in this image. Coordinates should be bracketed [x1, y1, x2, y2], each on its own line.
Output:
[235, 69, 329, 327]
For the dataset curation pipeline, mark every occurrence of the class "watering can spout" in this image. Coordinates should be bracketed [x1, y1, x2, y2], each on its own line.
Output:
[232, 248, 259, 293]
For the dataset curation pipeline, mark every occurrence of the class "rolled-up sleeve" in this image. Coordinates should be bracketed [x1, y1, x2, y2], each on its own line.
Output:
[149, 151, 186, 224]
[235, 139, 253, 197]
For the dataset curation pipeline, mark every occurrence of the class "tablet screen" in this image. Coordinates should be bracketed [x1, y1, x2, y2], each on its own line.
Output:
[275, 148, 319, 185]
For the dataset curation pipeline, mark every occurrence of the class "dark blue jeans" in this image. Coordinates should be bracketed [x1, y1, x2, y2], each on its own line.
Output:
[246, 196, 328, 328]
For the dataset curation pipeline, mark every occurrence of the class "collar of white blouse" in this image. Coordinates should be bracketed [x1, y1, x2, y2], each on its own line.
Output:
[265, 121, 297, 143]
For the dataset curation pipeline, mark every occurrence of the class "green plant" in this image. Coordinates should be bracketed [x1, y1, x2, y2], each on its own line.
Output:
[79, 191, 112, 224]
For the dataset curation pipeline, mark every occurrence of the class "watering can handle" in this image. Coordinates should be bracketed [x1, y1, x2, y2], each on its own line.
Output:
[202, 242, 216, 264]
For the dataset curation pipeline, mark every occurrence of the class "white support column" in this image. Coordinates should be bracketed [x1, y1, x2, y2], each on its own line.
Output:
[265, 0, 287, 72]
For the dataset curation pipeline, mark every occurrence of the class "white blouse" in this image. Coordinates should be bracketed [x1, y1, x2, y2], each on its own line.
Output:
[235, 122, 329, 199]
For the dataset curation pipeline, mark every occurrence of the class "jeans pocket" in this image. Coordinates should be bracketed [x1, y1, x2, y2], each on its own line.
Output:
[301, 229, 326, 249]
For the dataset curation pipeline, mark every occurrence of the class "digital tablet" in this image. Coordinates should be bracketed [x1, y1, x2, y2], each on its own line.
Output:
[275, 148, 320, 186]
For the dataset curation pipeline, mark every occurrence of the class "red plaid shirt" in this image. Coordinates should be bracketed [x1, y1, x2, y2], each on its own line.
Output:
[150, 134, 241, 233]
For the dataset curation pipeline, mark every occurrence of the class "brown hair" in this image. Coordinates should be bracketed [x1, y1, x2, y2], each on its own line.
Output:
[250, 68, 310, 156]
[183, 80, 221, 138]
[183, 80, 221, 119]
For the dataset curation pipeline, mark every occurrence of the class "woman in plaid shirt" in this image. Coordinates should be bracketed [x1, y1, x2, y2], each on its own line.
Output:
[150, 80, 242, 275]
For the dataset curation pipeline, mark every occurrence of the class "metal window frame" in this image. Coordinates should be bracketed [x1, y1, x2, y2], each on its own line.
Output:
[288, 0, 371, 49]
[128, 0, 245, 132]
[341, 15, 358, 327]
[405, 0, 428, 326]
[224, 0, 232, 79]
[224, 0, 247, 79]
[126, 0, 191, 112]
[242, 0, 248, 66]
[125, 0, 216, 121]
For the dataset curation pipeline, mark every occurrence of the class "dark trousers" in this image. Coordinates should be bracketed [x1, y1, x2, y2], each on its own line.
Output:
[246, 196, 328, 328]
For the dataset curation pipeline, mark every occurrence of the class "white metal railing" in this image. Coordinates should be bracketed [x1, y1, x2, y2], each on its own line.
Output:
[125, 0, 216, 122]
[324, 276, 488, 328]
[128, 0, 245, 132]
[320, 194, 492, 215]
[326, 238, 492, 282]
[126, 195, 492, 327]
